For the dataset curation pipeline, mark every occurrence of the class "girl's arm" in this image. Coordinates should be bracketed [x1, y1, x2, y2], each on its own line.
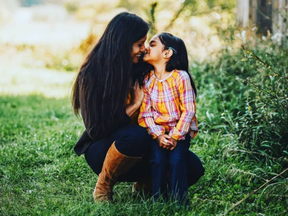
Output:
[170, 72, 197, 140]
[138, 88, 165, 139]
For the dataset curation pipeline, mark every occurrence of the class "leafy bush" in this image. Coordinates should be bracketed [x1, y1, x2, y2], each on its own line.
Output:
[226, 46, 288, 161]
[193, 41, 288, 167]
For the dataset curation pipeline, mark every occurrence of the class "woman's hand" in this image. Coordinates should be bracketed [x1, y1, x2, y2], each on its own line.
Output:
[126, 81, 144, 117]
[131, 81, 144, 108]
[157, 135, 173, 149]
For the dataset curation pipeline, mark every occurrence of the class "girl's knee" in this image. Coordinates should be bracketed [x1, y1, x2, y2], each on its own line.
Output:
[169, 157, 187, 169]
[150, 149, 167, 164]
[150, 159, 167, 170]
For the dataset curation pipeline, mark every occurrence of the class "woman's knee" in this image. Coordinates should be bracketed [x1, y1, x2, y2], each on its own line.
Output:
[84, 139, 110, 175]
[115, 125, 150, 156]
[85, 151, 103, 175]
[118, 125, 149, 144]
[128, 125, 150, 144]
[187, 151, 205, 186]
[187, 151, 205, 175]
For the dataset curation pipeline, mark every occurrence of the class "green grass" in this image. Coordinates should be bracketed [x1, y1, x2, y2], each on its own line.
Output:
[1, 94, 286, 215]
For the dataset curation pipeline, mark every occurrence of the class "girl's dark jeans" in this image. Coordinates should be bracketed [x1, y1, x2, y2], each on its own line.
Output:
[149, 134, 191, 202]
[84, 124, 204, 185]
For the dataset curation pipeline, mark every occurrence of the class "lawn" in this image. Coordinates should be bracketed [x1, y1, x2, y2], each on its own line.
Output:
[0, 44, 287, 215]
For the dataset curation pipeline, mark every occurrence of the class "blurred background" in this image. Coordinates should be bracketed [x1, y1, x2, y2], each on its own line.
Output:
[0, 0, 286, 98]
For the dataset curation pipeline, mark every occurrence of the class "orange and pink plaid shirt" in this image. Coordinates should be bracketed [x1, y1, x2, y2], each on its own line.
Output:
[138, 69, 198, 140]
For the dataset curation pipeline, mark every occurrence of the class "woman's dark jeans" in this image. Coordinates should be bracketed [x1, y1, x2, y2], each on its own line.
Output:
[85, 124, 205, 185]
[149, 135, 191, 202]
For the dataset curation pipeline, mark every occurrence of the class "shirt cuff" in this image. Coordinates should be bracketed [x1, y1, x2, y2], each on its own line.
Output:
[169, 128, 186, 141]
[149, 127, 165, 139]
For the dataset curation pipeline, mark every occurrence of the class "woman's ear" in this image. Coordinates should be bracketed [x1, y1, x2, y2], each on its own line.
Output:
[163, 49, 173, 59]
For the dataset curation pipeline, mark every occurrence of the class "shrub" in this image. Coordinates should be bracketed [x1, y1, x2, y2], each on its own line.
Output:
[230, 46, 288, 160]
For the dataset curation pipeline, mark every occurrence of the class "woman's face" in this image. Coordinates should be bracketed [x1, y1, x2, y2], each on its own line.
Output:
[131, 35, 147, 64]
[143, 35, 165, 64]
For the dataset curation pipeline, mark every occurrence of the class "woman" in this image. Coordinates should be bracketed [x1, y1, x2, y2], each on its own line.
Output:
[72, 12, 204, 202]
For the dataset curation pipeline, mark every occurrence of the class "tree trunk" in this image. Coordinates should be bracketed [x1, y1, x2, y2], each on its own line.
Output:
[240, 0, 287, 48]
[237, 0, 249, 27]
[249, 0, 258, 24]
[272, 0, 288, 48]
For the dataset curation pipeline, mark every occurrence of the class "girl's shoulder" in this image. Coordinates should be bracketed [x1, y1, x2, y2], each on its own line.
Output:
[143, 71, 155, 90]
[172, 69, 190, 82]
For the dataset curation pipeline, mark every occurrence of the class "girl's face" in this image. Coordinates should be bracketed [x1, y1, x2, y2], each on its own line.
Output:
[143, 35, 166, 64]
[131, 35, 147, 64]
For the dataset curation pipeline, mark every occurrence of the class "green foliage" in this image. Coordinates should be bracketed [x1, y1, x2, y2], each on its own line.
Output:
[205, 0, 236, 10]
[235, 47, 288, 160]
[225, 47, 287, 162]
[4, 44, 81, 72]
[193, 42, 288, 165]
[146, 2, 158, 37]
[189, 41, 288, 214]
[64, 0, 79, 13]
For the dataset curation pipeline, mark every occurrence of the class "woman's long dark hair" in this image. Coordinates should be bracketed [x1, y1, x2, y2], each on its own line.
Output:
[158, 32, 197, 96]
[72, 12, 149, 133]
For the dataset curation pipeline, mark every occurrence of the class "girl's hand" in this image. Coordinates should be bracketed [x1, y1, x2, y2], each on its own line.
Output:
[157, 135, 173, 149]
[131, 81, 144, 108]
[168, 138, 177, 150]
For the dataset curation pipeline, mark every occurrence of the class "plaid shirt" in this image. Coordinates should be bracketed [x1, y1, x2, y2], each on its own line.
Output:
[138, 69, 198, 140]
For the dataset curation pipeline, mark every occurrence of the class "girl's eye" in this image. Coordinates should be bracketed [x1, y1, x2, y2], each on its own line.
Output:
[138, 44, 143, 47]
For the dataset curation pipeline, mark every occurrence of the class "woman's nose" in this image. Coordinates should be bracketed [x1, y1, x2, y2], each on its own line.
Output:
[140, 45, 146, 52]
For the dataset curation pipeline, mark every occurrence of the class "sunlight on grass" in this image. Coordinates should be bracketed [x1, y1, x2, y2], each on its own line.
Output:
[0, 64, 76, 98]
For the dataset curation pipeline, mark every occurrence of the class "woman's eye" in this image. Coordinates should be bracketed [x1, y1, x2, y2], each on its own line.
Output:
[138, 44, 143, 47]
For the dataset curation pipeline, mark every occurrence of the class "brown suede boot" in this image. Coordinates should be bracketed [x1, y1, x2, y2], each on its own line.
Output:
[93, 142, 141, 202]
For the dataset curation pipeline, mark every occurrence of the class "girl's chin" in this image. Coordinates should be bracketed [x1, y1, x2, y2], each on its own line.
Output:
[143, 56, 149, 62]
[143, 59, 152, 64]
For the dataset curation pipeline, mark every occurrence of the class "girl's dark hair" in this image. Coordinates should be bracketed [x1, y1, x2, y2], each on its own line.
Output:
[72, 12, 149, 133]
[158, 32, 197, 96]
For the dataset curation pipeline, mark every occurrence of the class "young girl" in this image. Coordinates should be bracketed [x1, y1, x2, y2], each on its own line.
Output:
[138, 32, 198, 204]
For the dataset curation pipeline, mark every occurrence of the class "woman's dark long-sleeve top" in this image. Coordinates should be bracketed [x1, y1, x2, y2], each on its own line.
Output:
[74, 74, 131, 156]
